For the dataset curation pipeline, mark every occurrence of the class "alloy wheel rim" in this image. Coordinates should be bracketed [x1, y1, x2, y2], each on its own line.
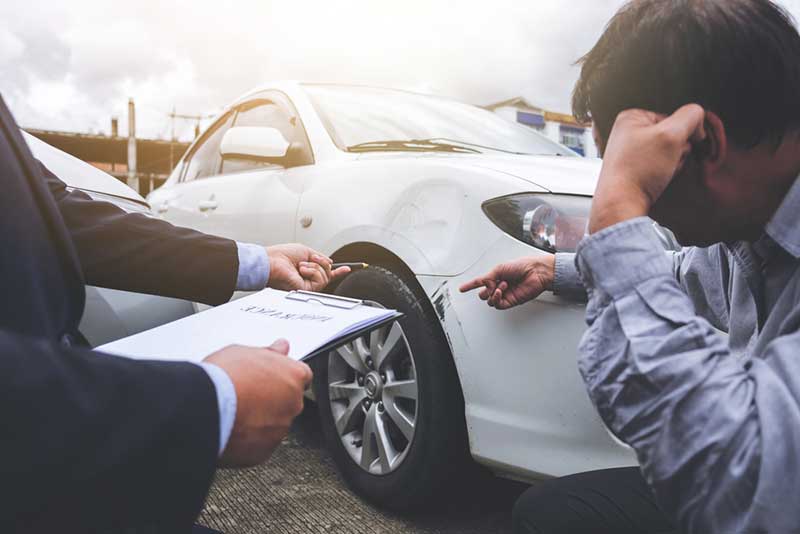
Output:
[327, 316, 418, 476]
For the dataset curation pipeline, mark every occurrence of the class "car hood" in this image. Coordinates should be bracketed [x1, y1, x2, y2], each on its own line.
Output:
[22, 131, 146, 202]
[357, 152, 601, 196]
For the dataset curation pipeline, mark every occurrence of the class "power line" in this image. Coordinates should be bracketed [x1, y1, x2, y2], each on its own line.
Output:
[166, 106, 216, 170]
[168, 106, 216, 141]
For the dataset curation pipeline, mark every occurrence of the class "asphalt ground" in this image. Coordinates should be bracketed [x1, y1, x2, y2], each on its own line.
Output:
[199, 404, 529, 534]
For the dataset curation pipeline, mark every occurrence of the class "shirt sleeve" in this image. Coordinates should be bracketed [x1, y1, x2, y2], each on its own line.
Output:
[669, 245, 735, 333]
[555, 246, 733, 331]
[235, 242, 270, 291]
[553, 253, 586, 298]
[196, 362, 237, 457]
[574, 217, 800, 534]
[553, 249, 677, 298]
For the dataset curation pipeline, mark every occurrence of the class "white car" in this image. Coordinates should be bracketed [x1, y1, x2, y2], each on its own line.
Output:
[23, 131, 195, 347]
[148, 82, 640, 510]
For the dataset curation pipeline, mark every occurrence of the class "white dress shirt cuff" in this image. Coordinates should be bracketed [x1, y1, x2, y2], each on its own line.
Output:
[197, 361, 237, 457]
[236, 242, 270, 291]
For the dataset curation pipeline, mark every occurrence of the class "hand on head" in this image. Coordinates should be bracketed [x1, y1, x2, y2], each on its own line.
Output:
[204, 339, 312, 467]
[589, 104, 707, 234]
[266, 244, 351, 292]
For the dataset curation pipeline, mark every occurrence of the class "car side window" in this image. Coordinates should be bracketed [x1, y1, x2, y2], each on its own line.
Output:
[220, 101, 292, 174]
[235, 100, 298, 143]
[181, 111, 235, 182]
[220, 96, 313, 174]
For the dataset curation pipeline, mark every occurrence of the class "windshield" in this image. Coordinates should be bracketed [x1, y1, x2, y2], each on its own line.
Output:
[303, 85, 577, 157]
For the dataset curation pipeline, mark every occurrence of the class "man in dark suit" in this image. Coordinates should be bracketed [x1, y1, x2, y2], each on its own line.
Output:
[0, 94, 347, 532]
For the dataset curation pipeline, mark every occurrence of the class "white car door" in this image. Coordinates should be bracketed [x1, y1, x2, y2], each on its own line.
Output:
[157, 92, 314, 246]
[157, 110, 234, 234]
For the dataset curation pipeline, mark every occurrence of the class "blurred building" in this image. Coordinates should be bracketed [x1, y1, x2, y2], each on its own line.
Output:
[24, 127, 189, 197]
[485, 97, 598, 158]
[24, 100, 196, 197]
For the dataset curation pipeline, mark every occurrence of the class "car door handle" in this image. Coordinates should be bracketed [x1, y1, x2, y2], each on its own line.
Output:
[198, 200, 218, 212]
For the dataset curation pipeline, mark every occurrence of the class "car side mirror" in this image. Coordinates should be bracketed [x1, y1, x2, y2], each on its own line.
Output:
[220, 126, 290, 160]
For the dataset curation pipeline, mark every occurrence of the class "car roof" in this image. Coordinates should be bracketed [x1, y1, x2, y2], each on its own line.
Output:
[233, 80, 451, 104]
[22, 131, 146, 204]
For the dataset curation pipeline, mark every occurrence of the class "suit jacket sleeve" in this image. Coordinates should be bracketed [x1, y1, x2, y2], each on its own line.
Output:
[1, 329, 219, 532]
[41, 163, 239, 306]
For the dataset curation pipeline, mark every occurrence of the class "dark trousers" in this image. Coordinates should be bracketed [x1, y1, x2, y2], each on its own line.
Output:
[512, 467, 677, 534]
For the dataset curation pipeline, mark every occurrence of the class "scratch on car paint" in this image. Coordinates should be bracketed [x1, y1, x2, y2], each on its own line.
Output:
[431, 281, 450, 321]
[430, 281, 458, 352]
[431, 281, 471, 353]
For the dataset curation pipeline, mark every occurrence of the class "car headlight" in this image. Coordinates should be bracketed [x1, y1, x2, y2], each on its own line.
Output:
[482, 193, 590, 253]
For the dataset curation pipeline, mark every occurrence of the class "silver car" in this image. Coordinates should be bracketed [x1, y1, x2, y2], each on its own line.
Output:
[23, 131, 194, 347]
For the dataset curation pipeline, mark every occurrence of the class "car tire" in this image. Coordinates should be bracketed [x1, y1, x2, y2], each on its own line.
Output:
[313, 266, 470, 512]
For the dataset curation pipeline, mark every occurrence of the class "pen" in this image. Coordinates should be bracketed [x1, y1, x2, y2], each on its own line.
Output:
[332, 262, 370, 270]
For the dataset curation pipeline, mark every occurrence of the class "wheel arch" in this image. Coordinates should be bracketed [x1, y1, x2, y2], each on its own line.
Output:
[329, 241, 468, 410]
[329, 242, 416, 290]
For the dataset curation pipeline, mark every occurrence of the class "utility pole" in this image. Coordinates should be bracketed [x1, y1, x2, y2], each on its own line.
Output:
[127, 98, 138, 193]
[110, 117, 119, 173]
[170, 106, 176, 172]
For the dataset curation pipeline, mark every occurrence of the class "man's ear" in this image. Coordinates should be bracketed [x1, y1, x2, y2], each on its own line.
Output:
[698, 111, 727, 174]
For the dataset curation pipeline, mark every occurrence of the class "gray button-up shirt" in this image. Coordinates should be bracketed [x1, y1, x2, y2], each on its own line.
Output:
[553, 176, 800, 533]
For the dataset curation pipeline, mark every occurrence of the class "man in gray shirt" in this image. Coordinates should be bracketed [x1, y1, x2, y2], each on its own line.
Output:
[462, 1, 800, 532]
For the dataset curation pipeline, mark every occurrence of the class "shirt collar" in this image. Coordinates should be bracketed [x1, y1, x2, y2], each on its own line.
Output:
[765, 174, 800, 258]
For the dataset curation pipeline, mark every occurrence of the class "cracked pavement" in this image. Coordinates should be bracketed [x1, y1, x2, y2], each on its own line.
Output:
[199, 405, 527, 534]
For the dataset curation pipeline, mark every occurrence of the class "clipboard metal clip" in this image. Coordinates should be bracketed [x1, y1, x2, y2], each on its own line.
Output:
[285, 290, 364, 310]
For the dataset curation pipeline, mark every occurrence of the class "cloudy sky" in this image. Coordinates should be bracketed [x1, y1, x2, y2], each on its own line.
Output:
[3, 0, 800, 140]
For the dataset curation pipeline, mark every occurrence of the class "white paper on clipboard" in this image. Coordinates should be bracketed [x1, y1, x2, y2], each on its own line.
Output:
[98, 288, 402, 362]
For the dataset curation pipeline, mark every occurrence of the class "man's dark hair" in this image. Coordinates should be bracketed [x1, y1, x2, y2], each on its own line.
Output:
[573, 0, 800, 148]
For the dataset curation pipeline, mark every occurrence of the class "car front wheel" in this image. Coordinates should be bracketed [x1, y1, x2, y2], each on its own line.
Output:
[313, 266, 470, 512]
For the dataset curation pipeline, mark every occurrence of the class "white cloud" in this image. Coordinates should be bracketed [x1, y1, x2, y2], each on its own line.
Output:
[2, 0, 799, 140]
[0, 29, 25, 64]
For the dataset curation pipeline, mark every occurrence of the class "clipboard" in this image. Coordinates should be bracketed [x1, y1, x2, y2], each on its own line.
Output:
[285, 290, 366, 310]
[283, 290, 404, 361]
[98, 288, 404, 363]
